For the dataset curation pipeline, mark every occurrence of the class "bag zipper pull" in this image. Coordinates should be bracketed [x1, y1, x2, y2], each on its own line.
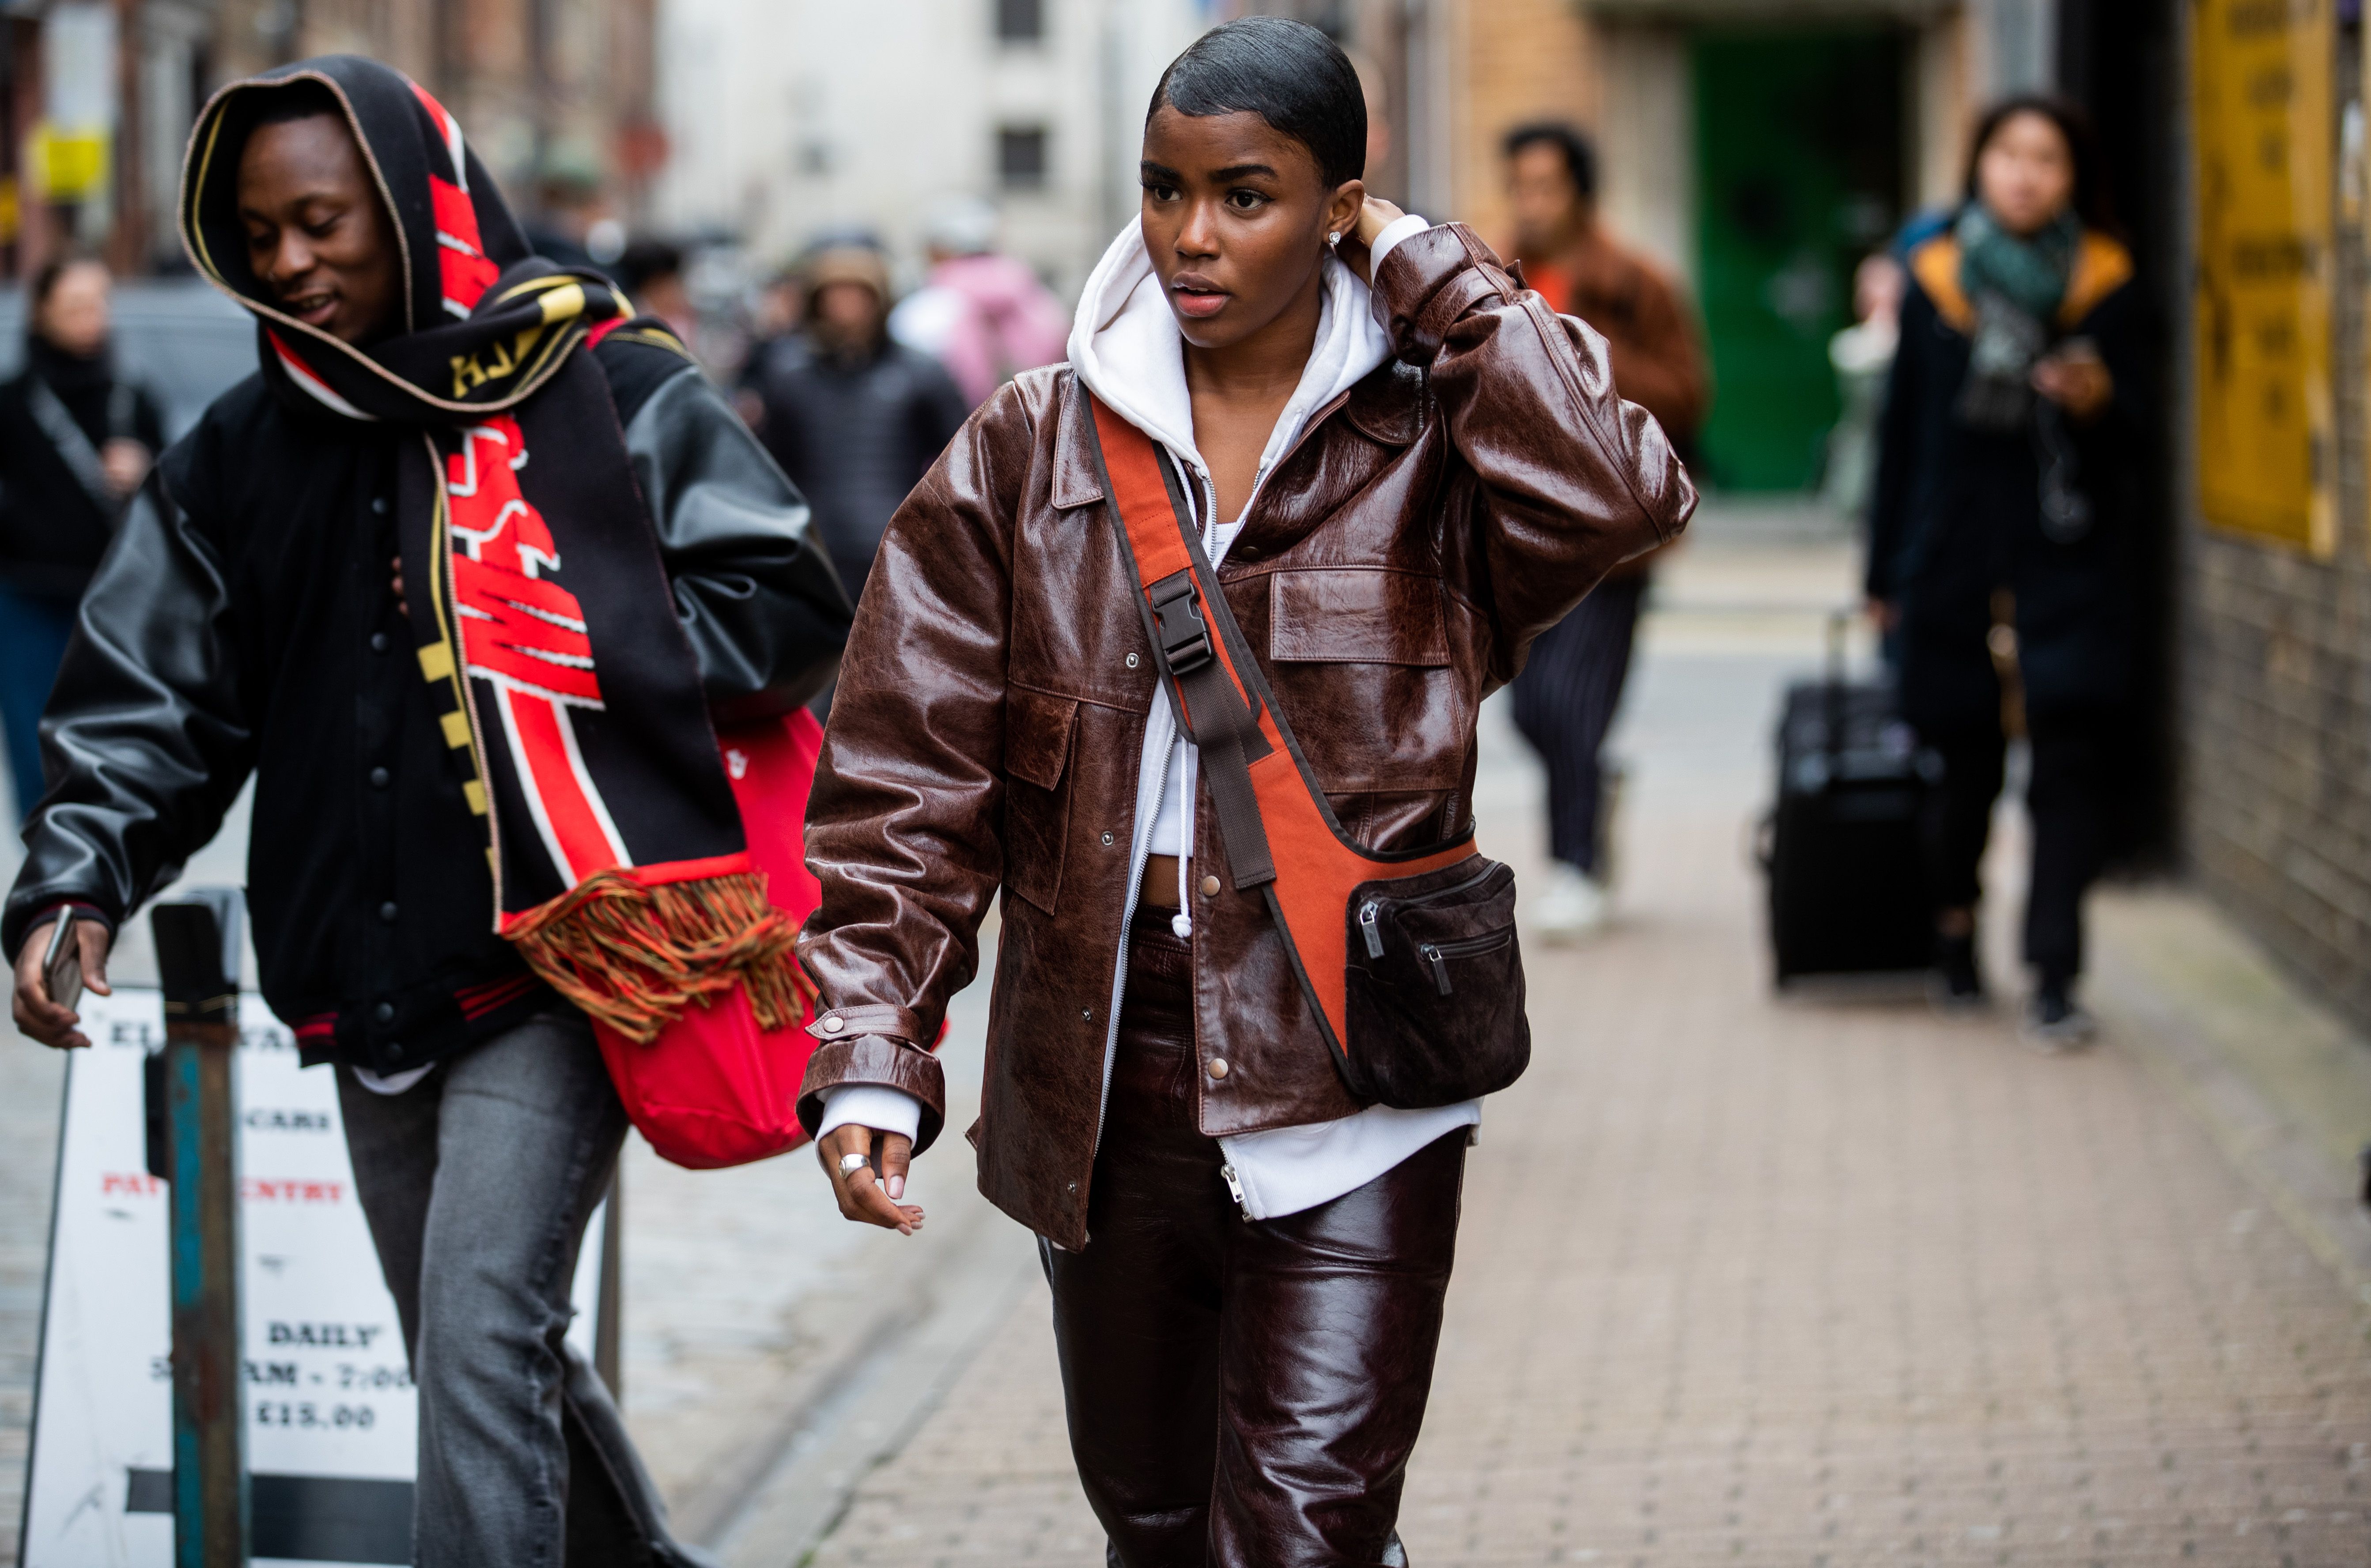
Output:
[1219, 1162, 1251, 1220]
[1419, 942, 1454, 997]
[1359, 900, 1385, 959]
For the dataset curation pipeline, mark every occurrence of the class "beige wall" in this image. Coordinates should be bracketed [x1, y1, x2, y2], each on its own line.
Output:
[1595, 22, 1694, 281]
[1445, 0, 1600, 251]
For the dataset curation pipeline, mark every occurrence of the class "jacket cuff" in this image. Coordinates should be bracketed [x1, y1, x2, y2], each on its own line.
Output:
[816, 1084, 924, 1144]
[797, 1035, 947, 1153]
[8, 900, 115, 963]
[1371, 222, 1519, 367]
[805, 1001, 927, 1045]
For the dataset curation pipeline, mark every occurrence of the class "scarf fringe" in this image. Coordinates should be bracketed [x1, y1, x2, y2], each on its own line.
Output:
[504, 867, 815, 1043]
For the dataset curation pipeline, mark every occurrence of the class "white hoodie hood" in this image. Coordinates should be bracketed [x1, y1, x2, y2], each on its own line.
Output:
[1066, 217, 1395, 531]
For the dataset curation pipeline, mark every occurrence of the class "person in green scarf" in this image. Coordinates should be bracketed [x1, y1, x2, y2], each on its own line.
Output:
[1864, 96, 2140, 1047]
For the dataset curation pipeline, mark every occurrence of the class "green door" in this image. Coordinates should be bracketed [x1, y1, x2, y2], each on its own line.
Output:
[1692, 27, 1905, 491]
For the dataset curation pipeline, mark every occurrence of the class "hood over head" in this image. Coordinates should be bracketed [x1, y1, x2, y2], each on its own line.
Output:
[179, 55, 627, 424]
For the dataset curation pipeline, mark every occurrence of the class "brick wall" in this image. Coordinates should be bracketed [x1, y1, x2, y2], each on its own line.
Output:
[1449, 0, 1598, 250]
[2180, 29, 2371, 1024]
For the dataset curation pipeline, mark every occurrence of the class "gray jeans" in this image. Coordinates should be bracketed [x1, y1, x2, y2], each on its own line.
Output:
[337, 1009, 711, 1568]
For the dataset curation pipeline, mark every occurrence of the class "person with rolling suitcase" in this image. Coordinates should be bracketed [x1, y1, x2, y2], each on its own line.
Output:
[1865, 96, 2140, 1046]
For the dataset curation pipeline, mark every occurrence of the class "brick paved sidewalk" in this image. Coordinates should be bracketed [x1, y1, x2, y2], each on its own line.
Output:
[798, 574, 2371, 1567]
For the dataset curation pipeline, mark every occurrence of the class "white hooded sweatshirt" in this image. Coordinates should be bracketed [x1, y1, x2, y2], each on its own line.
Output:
[822, 215, 1479, 1222]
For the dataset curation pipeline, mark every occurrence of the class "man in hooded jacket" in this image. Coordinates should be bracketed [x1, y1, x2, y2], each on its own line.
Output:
[4, 58, 850, 1565]
[749, 241, 969, 606]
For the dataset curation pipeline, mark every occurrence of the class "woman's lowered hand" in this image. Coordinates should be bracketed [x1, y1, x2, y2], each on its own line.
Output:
[2033, 344, 2112, 423]
[817, 1121, 926, 1235]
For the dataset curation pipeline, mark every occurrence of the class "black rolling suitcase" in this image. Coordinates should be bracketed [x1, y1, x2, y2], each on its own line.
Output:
[1760, 616, 1936, 984]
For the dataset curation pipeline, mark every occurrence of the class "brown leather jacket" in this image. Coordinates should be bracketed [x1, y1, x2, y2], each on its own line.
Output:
[795, 223, 1696, 1247]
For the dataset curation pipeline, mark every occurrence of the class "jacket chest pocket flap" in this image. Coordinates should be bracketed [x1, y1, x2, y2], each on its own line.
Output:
[1266, 569, 1460, 792]
[1269, 568, 1449, 665]
[1003, 685, 1079, 912]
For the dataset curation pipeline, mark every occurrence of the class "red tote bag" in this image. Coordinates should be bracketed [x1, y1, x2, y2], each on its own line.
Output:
[590, 708, 827, 1169]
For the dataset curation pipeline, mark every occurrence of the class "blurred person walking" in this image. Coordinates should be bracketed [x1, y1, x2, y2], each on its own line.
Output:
[1826, 252, 1904, 524]
[889, 197, 1070, 408]
[795, 20, 1690, 1564]
[1501, 122, 1709, 938]
[752, 239, 968, 604]
[0, 255, 164, 822]
[618, 236, 702, 351]
[5, 57, 849, 1564]
[1865, 96, 2137, 1045]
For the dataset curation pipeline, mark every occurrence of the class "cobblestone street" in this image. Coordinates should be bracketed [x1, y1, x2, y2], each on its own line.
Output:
[7, 517, 2371, 1565]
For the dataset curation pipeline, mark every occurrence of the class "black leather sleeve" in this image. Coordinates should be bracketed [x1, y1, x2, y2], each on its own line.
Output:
[619, 359, 854, 720]
[1, 474, 256, 960]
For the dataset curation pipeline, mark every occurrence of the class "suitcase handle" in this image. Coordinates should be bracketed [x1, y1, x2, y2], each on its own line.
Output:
[1823, 611, 1850, 765]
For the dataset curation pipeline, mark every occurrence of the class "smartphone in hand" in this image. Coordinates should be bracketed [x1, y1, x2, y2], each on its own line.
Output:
[42, 914, 83, 1014]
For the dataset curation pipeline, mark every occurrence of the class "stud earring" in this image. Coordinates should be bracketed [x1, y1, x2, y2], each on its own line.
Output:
[1327, 231, 1341, 246]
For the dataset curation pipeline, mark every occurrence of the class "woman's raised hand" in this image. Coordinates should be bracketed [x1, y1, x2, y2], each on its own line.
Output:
[1337, 195, 1408, 284]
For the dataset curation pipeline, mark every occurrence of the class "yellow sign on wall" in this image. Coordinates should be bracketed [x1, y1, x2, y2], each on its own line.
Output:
[26, 121, 109, 204]
[2191, 0, 2335, 555]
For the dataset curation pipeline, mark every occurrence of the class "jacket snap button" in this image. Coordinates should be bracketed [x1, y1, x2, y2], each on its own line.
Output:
[1207, 1058, 1229, 1080]
[1081, 1006, 1093, 1020]
[1125, 652, 1140, 669]
[369, 766, 391, 789]
[374, 1001, 395, 1024]
[378, 901, 398, 923]
[370, 631, 390, 654]
[822, 1014, 845, 1034]
[1100, 831, 1114, 846]
[1200, 875, 1221, 897]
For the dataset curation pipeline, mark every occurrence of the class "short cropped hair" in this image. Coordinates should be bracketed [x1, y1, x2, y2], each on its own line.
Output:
[1503, 121, 1598, 202]
[1149, 18, 1366, 190]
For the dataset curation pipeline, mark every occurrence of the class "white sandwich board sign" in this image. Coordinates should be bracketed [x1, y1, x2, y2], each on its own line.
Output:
[18, 986, 603, 1567]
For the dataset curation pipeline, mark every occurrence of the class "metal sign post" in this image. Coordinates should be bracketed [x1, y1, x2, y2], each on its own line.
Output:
[152, 890, 250, 1568]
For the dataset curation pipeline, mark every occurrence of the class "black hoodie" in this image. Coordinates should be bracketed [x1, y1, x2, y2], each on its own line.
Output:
[3, 57, 850, 1073]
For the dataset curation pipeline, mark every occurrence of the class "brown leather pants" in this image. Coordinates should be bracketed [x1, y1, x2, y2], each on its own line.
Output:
[1043, 909, 1465, 1568]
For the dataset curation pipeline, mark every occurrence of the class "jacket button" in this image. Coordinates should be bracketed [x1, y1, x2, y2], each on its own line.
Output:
[1125, 652, 1140, 669]
[1081, 1006, 1093, 1020]
[1100, 831, 1114, 846]
[370, 631, 390, 654]
[372, 496, 389, 515]
[379, 901, 399, 923]
[1207, 1058, 1229, 1080]
[369, 766, 390, 789]
[1200, 875, 1220, 897]
[822, 1014, 845, 1034]
[386, 1042, 404, 1062]
[374, 1001, 394, 1024]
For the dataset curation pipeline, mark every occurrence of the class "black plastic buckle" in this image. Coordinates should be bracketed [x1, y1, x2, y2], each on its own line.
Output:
[1149, 575, 1213, 676]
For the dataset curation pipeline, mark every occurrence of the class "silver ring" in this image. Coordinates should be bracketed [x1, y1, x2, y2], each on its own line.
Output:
[838, 1152, 872, 1178]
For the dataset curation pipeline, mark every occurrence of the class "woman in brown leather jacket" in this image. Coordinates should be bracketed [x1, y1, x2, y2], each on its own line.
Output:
[792, 19, 1694, 1565]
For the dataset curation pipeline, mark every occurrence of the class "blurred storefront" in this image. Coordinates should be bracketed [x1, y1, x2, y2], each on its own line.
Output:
[0, 0, 663, 279]
[2173, 0, 2371, 1030]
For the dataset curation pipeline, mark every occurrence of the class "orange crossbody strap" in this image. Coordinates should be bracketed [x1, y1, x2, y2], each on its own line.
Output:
[1085, 394, 1477, 1055]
